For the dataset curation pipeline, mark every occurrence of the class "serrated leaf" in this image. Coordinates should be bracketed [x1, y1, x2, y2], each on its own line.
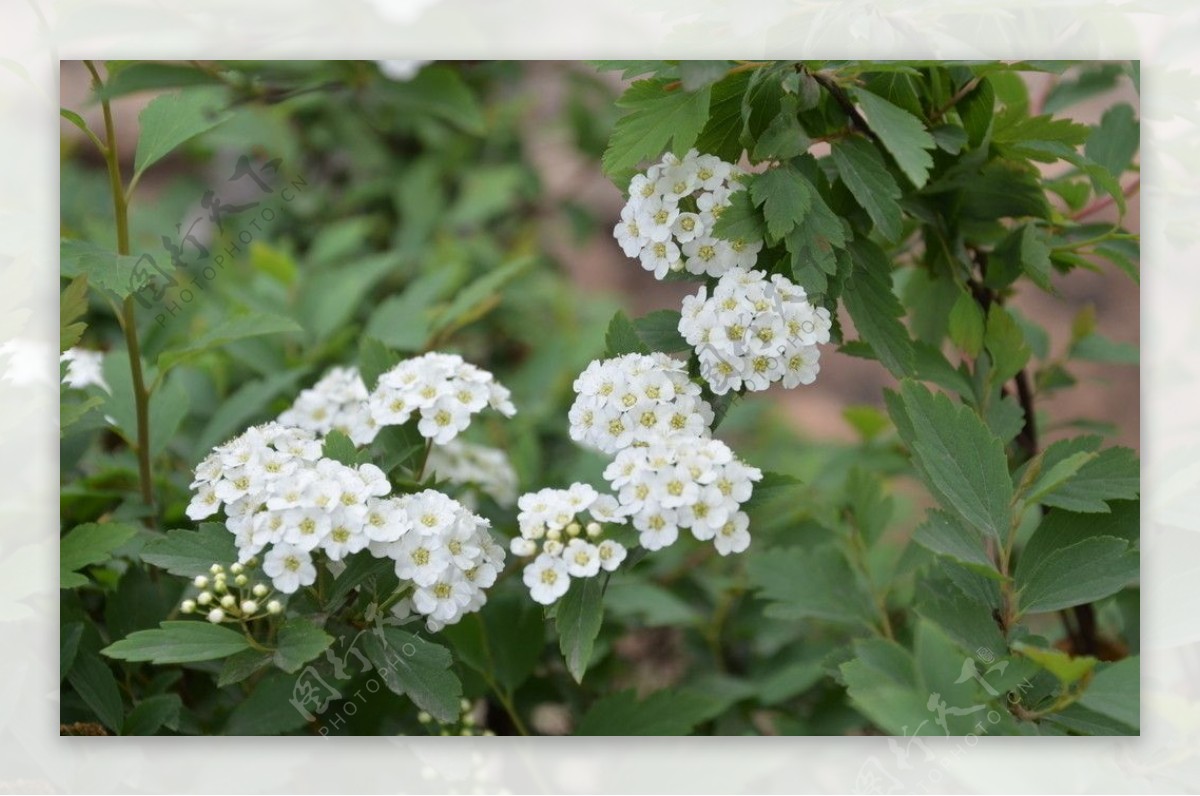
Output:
[786, 186, 847, 279]
[984, 305, 1031, 386]
[695, 70, 752, 163]
[394, 65, 486, 135]
[59, 239, 143, 299]
[830, 136, 903, 241]
[604, 311, 650, 357]
[556, 574, 605, 683]
[141, 524, 238, 577]
[1085, 103, 1139, 179]
[93, 62, 222, 101]
[575, 688, 717, 735]
[361, 627, 463, 722]
[898, 381, 1013, 542]
[61, 622, 84, 681]
[751, 95, 810, 163]
[222, 672, 310, 735]
[102, 621, 251, 664]
[1020, 500, 1139, 573]
[325, 550, 396, 609]
[915, 574, 1006, 655]
[749, 165, 812, 241]
[633, 309, 688, 353]
[60, 275, 89, 351]
[273, 618, 334, 674]
[1043, 446, 1139, 513]
[948, 290, 985, 358]
[1016, 536, 1138, 614]
[322, 430, 360, 466]
[913, 510, 1002, 579]
[358, 336, 401, 392]
[710, 187, 766, 243]
[602, 78, 712, 178]
[68, 654, 124, 733]
[1022, 451, 1097, 506]
[851, 88, 936, 188]
[134, 87, 231, 181]
[61, 522, 139, 586]
[842, 240, 913, 377]
[747, 545, 875, 627]
[218, 649, 274, 687]
[431, 256, 532, 336]
[157, 313, 302, 374]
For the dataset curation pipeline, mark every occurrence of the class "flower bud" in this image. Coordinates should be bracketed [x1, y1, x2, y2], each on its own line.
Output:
[219, 594, 236, 609]
[586, 522, 602, 538]
[180, 599, 196, 614]
[213, 579, 228, 594]
[207, 608, 225, 623]
[230, 563, 244, 575]
[566, 522, 582, 538]
[210, 563, 223, 575]
[267, 600, 283, 615]
[252, 583, 269, 598]
[196, 591, 213, 606]
[193, 575, 209, 589]
[547, 528, 561, 541]
[245, 556, 259, 568]
[234, 574, 248, 587]
[543, 539, 563, 556]
[240, 600, 258, 614]
[417, 711, 432, 724]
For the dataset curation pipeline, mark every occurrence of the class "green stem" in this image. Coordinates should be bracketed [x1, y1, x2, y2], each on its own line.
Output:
[414, 438, 434, 481]
[845, 510, 894, 640]
[85, 60, 155, 516]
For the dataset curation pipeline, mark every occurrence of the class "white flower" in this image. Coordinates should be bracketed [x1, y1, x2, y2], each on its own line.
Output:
[563, 539, 601, 578]
[412, 569, 473, 622]
[567, 352, 713, 455]
[597, 539, 627, 572]
[262, 543, 317, 594]
[713, 511, 751, 555]
[510, 537, 537, 557]
[277, 366, 378, 445]
[678, 266, 832, 395]
[613, 150, 749, 280]
[60, 348, 110, 392]
[377, 59, 431, 81]
[523, 553, 570, 605]
[368, 353, 516, 445]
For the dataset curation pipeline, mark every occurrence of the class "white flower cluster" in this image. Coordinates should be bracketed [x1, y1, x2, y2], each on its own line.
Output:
[604, 437, 760, 555]
[679, 266, 832, 395]
[278, 366, 378, 445]
[613, 149, 762, 279]
[186, 422, 503, 630]
[509, 483, 628, 605]
[368, 353, 516, 444]
[567, 352, 713, 455]
[425, 439, 519, 508]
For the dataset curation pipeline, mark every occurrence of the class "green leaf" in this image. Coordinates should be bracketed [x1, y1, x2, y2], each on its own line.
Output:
[746, 545, 875, 627]
[749, 165, 812, 241]
[1022, 451, 1097, 506]
[830, 136, 903, 241]
[141, 524, 238, 577]
[1085, 103, 1139, 179]
[273, 618, 334, 674]
[222, 672, 310, 735]
[59, 238, 143, 299]
[915, 574, 1007, 657]
[122, 694, 182, 736]
[851, 87, 936, 188]
[842, 240, 913, 378]
[695, 70, 752, 163]
[1072, 332, 1139, 365]
[218, 649, 274, 687]
[147, 375, 190, 458]
[1043, 446, 1139, 513]
[604, 311, 650, 358]
[60, 275, 89, 351]
[913, 510, 1002, 580]
[957, 76, 995, 148]
[1016, 536, 1138, 614]
[897, 380, 1013, 542]
[61, 522, 138, 586]
[984, 305, 1032, 386]
[993, 112, 1091, 148]
[102, 621, 252, 664]
[633, 310, 688, 353]
[575, 688, 717, 735]
[296, 252, 397, 344]
[193, 368, 309, 458]
[1012, 643, 1098, 687]
[751, 96, 811, 163]
[1020, 500, 1139, 571]
[133, 87, 231, 181]
[1045, 702, 1135, 735]
[958, 160, 1051, 220]
[603, 581, 700, 626]
[68, 654, 124, 732]
[602, 78, 712, 178]
[988, 225, 1053, 291]
[361, 626, 463, 723]
[364, 269, 454, 352]
[325, 550, 395, 609]
[430, 256, 533, 336]
[711, 187, 766, 243]
[61, 622, 84, 681]
[741, 471, 803, 513]
[441, 592, 545, 692]
[93, 62, 222, 101]
[157, 312, 302, 374]
[322, 430, 360, 466]
[358, 336, 401, 391]
[948, 290, 985, 358]
[1078, 656, 1139, 730]
[555, 574, 606, 683]
[393, 65, 486, 135]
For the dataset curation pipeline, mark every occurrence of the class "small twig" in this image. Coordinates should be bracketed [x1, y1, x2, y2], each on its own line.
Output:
[930, 76, 982, 122]
[809, 70, 880, 144]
